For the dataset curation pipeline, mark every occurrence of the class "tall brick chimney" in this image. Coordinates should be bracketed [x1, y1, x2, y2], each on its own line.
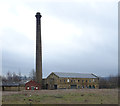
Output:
[35, 12, 42, 88]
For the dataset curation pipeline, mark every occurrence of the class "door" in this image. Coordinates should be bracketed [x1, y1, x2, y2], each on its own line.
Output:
[46, 84, 48, 89]
[71, 85, 77, 89]
[31, 86, 35, 90]
[54, 85, 57, 89]
[92, 85, 95, 89]
[89, 85, 91, 89]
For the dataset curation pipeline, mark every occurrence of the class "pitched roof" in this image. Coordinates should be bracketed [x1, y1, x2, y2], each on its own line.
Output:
[53, 72, 98, 78]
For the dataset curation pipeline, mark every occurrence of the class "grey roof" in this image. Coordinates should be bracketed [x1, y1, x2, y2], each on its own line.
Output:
[1, 82, 20, 87]
[53, 72, 98, 78]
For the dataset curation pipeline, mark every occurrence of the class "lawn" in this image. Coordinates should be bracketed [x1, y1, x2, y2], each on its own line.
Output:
[2, 89, 118, 104]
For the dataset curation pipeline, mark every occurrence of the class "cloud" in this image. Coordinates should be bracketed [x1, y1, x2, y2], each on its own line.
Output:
[0, 0, 118, 77]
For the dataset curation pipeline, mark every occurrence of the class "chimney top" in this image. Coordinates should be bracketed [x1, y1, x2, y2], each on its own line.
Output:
[35, 12, 42, 18]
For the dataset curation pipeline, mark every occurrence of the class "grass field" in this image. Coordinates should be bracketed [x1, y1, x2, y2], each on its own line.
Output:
[2, 89, 118, 104]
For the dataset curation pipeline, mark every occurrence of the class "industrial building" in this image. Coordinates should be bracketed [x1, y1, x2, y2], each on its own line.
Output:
[42, 72, 99, 89]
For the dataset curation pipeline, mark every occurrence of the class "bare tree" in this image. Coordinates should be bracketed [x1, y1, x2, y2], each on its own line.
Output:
[2, 75, 7, 82]
[108, 75, 118, 88]
[99, 75, 118, 89]
[18, 71, 22, 81]
[29, 69, 36, 80]
[12, 72, 20, 82]
[18, 71, 21, 77]
[6, 71, 12, 82]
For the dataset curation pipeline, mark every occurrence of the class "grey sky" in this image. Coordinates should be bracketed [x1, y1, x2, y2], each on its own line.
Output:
[0, 0, 118, 78]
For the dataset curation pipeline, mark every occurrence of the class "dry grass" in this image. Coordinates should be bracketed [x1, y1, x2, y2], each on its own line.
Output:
[2, 89, 118, 104]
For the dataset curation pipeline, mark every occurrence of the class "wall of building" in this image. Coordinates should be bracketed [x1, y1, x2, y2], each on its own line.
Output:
[58, 77, 99, 89]
[25, 80, 40, 90]
[2, 86, 25, 91]
[44, 73, 99, 89]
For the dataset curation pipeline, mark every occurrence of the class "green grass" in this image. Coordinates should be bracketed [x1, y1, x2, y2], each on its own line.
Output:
[2, 89, 118, 104]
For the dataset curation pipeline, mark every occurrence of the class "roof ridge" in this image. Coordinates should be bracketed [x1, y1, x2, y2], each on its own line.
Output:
[53, 72, 92, 74]
[52, 72, 98, 78]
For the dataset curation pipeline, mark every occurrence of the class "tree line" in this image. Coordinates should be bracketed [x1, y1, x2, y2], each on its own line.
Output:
[0, 71, 120, 88]
[99, 75, 119, 89]
[1, 69, 36, 83]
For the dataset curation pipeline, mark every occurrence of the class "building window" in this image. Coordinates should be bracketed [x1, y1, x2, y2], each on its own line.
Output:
[82, 80, 84, 83]
[64, 80, 65, 82]
[78, 80, 80, 82]
[71, 80, 72, 82]
[86, 80, 87, 82]
[27, 86, 29, 90]
[67, 79, 69, 82]
[82, 85, 84, 88]
[36, 86, 38, 89]
[89, 80, 91, 82]
[89, 85, 91, 88]
[92, 85, 95, 88]
[60, 80, 61, 82]
[86, 85, 87, 88]
[93, 79, 95, 82]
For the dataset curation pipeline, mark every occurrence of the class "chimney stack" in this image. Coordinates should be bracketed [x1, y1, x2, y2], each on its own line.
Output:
[35, 12, 42, 87]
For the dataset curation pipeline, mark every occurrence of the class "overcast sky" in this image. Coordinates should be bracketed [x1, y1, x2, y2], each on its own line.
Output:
[0, 0, 118, 78]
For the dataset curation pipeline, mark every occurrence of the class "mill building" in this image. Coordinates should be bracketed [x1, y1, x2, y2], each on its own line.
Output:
[42, 72, 99, 90]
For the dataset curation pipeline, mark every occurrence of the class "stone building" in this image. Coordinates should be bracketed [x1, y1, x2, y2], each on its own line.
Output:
[43, 72, 99, 89]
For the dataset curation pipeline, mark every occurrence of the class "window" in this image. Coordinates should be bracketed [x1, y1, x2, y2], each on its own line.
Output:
[36, 86, 38, 89]
[60, 80, 61, 82]
[86, 80, 87, 82]
[92, 85, 95, 88]
[78, 80, 80, 82]
[93, 79, 95, 82]
[82, 80, 84, 83]
[89, 80, 91, 82]
[71, 80, 72, 82]
[89, 85, 91, 88]
[27, 86, 29, 90]
[82, 85, 84, 88]
[86, 85, 87, 88]
[64, 80, 65, 82]
[67, 79, 69, 82]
